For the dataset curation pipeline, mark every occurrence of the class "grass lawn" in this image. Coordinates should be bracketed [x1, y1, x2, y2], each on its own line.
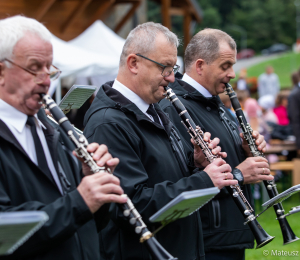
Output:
[246, 194, 300, 260]
[246, 52, 300, 89]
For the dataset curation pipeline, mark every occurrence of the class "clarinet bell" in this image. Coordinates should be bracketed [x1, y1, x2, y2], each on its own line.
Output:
[248, 219, 275, 249]
[278, 218, 300, 245]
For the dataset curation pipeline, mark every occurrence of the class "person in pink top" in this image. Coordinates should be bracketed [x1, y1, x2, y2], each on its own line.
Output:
[273, 92, 289, 125]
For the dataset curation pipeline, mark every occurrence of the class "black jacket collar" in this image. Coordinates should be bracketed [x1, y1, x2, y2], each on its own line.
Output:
[0, 109, 60, 187]
[170, 75, 223, 109]
[84, 81, 174, 135]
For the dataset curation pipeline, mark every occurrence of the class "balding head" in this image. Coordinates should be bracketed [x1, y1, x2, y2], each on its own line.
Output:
[184, 28, 236, 72]
[119, 22, 179, 68]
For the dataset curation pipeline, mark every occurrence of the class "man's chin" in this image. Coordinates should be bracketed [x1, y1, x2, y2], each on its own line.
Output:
[25, 102, 43, 116]
[217, 84, 226, 94]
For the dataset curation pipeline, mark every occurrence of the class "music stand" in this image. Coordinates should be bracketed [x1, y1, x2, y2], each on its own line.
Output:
[0, 211, 49, 255]
[149, 187, 219, 234]
[58, 85, 99, 114]
[262, 184, 300, 218]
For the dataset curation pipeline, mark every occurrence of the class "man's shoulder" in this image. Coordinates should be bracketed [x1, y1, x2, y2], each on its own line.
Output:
[86, 106, 132, 127]
[84, 105, 143, 140]
[289, 87, 300, 99]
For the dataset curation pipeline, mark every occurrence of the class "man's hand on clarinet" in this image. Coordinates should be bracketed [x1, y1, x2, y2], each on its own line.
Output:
[236, 157, 273, 184]
[193, 132, 227, 168]
[203, 159, 237, 189]
[73, 143, 119, 175]
[240, 130, 267, 157]
[77, 171, 127, 213]
[75, 142, 127, 213]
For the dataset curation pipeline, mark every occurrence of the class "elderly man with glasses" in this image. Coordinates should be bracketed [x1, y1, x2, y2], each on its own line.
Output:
[0, 15, 127, 260]
[84, 22, 237, 260]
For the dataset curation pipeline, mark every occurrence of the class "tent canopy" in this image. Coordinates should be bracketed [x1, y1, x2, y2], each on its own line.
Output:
[52, 34, 119, 78]
[69, 20, 125, 60]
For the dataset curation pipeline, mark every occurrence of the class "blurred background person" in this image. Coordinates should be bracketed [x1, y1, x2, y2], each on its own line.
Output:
[274, 91, 290, 126]
[237, 68, 249, 92]
[288, 71, 300, 157]
[257, 95, 277, 142]
[237, 90, 261, 131]
[258, 66, 280, 99]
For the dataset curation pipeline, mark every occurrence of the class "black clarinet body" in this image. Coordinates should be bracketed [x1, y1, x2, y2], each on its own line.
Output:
[41, 94, 177, 260]
[225, 83, 299, 245]
[164, 86, 274, 248]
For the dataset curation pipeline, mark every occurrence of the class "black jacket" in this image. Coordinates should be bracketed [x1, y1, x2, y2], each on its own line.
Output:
[288, 85, 300, 149]
[83, 81, 215, 260]
[160, 77, 254, 252]
[0, 109, 108, 260]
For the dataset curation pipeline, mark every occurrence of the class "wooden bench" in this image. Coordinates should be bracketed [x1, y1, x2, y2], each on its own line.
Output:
[269, 159, 300, 186]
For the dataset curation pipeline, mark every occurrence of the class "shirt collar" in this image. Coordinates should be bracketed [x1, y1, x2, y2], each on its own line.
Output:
[112, 79, 150, 114]
[0, 99, 46, 133]
[182, 73, 213, 97]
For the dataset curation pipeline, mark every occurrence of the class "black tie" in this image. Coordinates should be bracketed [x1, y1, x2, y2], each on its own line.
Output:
[147, 104, 160, 124]
[26, 116, 52, 180]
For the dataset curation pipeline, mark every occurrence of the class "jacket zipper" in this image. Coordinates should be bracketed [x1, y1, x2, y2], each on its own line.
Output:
[211, 200, 221, 228]
[169, 129, 189, 174]
[218, 107, 244, 162]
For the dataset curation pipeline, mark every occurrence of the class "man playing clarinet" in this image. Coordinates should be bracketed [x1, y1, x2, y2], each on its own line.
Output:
[160, 28, 273, 260]
[0, 15, 127, 260]
[84, 22, 238, 260]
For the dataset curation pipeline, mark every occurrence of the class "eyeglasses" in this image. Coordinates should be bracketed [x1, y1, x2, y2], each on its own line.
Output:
[136, 54, 180, 77]
[2, 58, 61, 84]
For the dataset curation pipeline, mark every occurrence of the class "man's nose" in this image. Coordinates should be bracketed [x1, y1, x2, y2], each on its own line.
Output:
[228, 67, 235, 79]
[41, 73, 51, 86]
[164, 71, 175, 83]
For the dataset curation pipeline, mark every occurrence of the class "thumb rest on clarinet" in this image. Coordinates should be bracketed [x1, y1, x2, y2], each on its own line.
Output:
[225, 83, 299, 245]
[40, 93, 177, 260]
[164, 85, 274, 249]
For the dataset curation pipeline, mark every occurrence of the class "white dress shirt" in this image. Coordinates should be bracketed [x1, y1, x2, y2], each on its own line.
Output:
[0, 99, 63, 194]
[182, 73, 213, 97]
[112, 79, 163, 125]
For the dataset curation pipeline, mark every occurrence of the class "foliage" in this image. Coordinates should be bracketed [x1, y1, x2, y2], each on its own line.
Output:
[147, 0, 297, 54]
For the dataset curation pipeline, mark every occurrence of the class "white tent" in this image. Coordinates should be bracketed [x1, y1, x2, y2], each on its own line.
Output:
[50, 34, 120, 99]
[68, 21, 124, 89]
[52, 34, 119, 77]
[51, 21, 184, 100]
[69, 20, 125, 60]
[69, 20, 184, 74]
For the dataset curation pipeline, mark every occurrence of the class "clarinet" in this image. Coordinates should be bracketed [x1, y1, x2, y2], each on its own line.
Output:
[164, 86, 274, 249]
[225, 83, 299, 245]
[40, 94, 177, 260]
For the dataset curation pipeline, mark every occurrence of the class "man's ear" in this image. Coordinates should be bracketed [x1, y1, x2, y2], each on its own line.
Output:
[127, 54, 139, 74]
[195, 59, 205, 75]
[0, 62, 5, 86]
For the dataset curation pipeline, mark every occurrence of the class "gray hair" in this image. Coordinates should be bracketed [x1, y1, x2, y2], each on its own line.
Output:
[184, 28, 236, 72]
[119, 22, 179, 67]
[0, 15, 52, 67]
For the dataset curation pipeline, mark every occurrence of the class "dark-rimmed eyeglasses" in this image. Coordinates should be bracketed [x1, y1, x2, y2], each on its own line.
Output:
[2, 58, 61, 84]
[136, 53, 180, 77]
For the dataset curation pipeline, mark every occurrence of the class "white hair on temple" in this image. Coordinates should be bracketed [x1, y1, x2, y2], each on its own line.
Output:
[0, 15, 52, 66]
